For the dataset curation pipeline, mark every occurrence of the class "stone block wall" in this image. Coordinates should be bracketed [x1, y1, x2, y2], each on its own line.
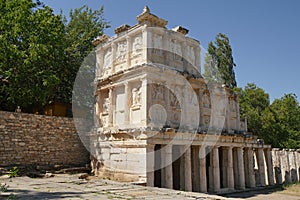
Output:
[272, 148, 300, 184]
[0, 111, 89, 167]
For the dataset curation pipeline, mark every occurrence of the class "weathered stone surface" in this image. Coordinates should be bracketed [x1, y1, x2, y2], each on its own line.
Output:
[0, 111, 89, 168]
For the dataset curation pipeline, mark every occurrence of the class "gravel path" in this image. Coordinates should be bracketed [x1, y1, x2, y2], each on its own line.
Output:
[0, 174, 299, 200]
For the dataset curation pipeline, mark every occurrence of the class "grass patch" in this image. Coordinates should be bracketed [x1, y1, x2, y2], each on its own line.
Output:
[278, 182, 300, 196]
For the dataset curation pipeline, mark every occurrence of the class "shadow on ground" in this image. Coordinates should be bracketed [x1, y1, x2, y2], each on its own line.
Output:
[0, 189, 102, 200]
[221, 186, 284, 198]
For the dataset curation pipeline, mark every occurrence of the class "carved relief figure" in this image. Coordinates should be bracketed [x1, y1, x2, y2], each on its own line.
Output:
[132, 87, 141, 106]
[229, 99, 236, 112]
[132, 35, 142, 55]
[153, 33, 162, 49]
[170, 93, 179, 108]
[186, 45, 195, 64]
[152, 33, 163, 55]
[103, 48, 112, 68]
[204, 116, 210, 125]
[116, 41, 127, 62]
[169, 39, 182, 62]
[170, 39, 182, 57]
[103, 98, 110, 113]
[202, 92, 211, 108]
[152, 84, 164, 100]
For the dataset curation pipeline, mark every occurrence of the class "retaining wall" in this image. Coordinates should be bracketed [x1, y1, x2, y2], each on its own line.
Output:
[0, 111, 89, 167]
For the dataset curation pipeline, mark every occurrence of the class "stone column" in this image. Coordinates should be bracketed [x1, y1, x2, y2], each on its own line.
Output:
[237, 147, 245, 190]
[233, 148, 239, 189]
[221, 147, 228, 188]
[162, 144, 173, 189]
[140, 78, 148, 126]
[124, 82, 130, 126]
[180, 145, 185, 190]
[108, 88, 114, 126]
[126, 36, 132, 69]
[226, 147, 234, 190]
[146, 144, 155, 187]
[111, 42, 116, 73]
[184, 145, 192, 191]
[257, 148, 266, 186]
[96, 49, 104, 78]
[142, 29, 148, 63]
[212, 146, 220, 193]
[191, 146, 200, 192]
[265, 148, 275, 186]
[244, 148, 256, 188]
[199, 146, 207, 193]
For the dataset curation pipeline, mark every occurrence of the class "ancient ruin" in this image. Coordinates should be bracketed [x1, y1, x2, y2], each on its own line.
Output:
[91, 7, 296, 193]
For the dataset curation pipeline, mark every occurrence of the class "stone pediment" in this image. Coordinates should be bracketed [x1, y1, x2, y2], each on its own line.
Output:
[136, 6, 168, 27]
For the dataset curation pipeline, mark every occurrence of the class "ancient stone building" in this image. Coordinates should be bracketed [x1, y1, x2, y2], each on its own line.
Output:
[91, 7, 275, 193]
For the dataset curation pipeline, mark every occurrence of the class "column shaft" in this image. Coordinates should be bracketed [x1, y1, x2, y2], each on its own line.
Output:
[227, 147, 234, 189]
[257, 148, 266, 186]
[184, 145, 192, 191]
[237, 147, 245, 190]
[212, 147, 220, 193]
[146, 144, 155, 187]
[245, 148, 256, 188]
[265, 148, 275, 185]
[124, 83, 130, 126]
[108, 88, 114, 126]
[191, 146, 200, 192]
[164, 145, 173, 189]
[140, 78, 148, 125]
[199, 146, 207, 193]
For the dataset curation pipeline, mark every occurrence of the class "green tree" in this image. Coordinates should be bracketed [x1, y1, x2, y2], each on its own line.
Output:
[262, 94, 300, 148]
[235, 83, 270, 135]
[0, 1, 109, 112]
[203, 33, 237, 89]
[0, 0, 65, 111]
[55, 5, 109, 104]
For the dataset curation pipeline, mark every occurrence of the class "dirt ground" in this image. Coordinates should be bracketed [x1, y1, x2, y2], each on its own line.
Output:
[1, 174, 299, 200]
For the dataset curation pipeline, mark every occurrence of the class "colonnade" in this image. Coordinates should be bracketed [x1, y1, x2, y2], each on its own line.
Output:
[146, 144, 275, 193]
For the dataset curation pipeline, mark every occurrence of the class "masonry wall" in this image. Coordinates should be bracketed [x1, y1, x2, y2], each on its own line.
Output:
[0, 111, 90, 167]
[272, 148, 300, 184]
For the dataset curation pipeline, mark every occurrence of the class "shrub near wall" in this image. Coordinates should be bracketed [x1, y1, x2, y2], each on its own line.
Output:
[0, 111, 89, 167]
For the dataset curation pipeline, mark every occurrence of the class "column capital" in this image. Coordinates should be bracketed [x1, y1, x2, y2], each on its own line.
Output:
[146, 143, 155, 149]
[264, 147, 272, 152]
[223, 146, 233, 150]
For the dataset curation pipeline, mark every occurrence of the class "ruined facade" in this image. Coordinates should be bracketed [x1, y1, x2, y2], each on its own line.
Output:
[91, 7, 277, 193]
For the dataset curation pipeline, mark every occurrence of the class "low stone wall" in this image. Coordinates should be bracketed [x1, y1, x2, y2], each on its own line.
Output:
[272, 148, 300, 184]
[0, 111, 90, 167]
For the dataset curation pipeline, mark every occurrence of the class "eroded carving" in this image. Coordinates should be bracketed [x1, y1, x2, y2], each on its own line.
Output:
[116, 41, 127, 62]
[169, 39, 182, 60]
[229, 99, 236, 112]
[132, 87, 141, 106]
[132, 35, 143, 55]
[186, 45, 195, 64]
[152, 84, 164, 100]
[103, 48, 112, 68]
[202, 92, 211, 108]
[103, 98, 110, 113]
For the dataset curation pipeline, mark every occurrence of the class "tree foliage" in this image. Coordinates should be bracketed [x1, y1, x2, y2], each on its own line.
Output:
[261, 94, 300, 149]
[236, 83, 300, 149]
[56, 6, 109, 104]
[0, 0, 65, 111]
[235, 83, 270, 135]
[0, 0, 109, 112]
[203, 33, 237, 89]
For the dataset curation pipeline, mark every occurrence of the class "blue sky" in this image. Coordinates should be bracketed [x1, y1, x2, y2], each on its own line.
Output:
[42, 0, 300, 102]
